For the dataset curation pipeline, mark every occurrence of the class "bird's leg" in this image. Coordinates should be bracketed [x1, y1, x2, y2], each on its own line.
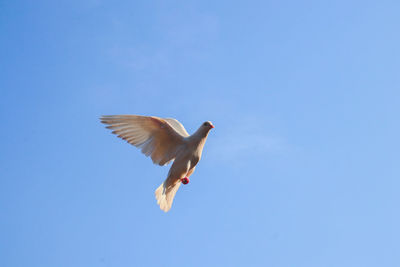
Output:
[179, 162, 193, 185]
[181, 166, 196, 185]
[181, 177, 189, 184]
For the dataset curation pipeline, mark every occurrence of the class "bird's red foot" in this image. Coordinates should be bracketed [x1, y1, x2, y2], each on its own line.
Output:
[181, 177, 189, 185]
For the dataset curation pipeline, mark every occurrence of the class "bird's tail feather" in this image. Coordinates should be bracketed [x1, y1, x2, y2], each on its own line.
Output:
[155, 179, 181, 212]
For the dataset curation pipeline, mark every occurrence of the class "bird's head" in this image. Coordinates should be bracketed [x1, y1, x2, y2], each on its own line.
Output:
[194, 121, 214, 138]
[202, 121, 214, 130]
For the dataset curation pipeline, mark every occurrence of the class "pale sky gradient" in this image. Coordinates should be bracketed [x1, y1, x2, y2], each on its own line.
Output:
[1, 1, 399, 266]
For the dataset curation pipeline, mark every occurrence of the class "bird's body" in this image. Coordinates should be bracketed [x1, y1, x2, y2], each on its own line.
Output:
[100, 115, 214, 212]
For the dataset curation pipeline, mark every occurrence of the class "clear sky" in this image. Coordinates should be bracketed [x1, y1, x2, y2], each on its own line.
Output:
[1, 0, 399, 266]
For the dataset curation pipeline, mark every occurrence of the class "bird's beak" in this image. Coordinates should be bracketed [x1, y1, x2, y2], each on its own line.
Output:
[210, 124, 214, 129]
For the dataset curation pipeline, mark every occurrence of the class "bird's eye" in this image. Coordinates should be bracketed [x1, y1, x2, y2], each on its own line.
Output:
[203, 122, 207, 126]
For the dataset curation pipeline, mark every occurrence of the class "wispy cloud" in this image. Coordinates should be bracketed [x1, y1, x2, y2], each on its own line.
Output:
[106, 6, 220, 73]
[212, 134, 285, 160]
[209, 133, 285, 162]
[206, 115, 289, 163]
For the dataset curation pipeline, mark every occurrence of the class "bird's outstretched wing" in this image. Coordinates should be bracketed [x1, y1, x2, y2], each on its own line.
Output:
[100, 115, 188, 166]
[163, 118, 190, 137]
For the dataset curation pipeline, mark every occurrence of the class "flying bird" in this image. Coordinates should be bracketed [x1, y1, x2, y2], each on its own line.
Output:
[100, 115, 214, 212]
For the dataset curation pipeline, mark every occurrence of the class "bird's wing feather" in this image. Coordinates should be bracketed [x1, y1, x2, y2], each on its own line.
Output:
[163, 118, 190, 137]
[100, 115, 186, 166]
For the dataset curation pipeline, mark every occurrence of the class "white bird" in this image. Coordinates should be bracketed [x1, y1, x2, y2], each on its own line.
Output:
[100, 115, 214, 212]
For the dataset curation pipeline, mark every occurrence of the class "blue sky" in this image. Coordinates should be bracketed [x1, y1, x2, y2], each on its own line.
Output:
[1, 0, 399, 266]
